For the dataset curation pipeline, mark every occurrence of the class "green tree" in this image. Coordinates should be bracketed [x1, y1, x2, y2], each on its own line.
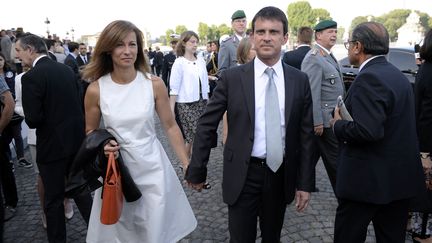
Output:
[416, 11, 431, 32]
[287, 1, 314, 36]
[311, 8, 331, 25]
[337, 27, 345, 44]
[375, 9, 411, 41]
[165, 29, 175, 44]
[198, 22, 209, 43]
[349, 16, 369, 35]
[175, 25, 188, 36]
[218, 24, 232, 36]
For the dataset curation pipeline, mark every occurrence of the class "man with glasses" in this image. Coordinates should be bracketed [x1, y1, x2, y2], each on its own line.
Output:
[301, 20, 345, 193]
[218, 10, 247, 75]
[331, 21, 424, 243]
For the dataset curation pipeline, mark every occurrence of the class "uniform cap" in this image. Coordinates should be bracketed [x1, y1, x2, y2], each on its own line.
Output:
[231, 10, 246, 20]
[314, 20, 337, 31]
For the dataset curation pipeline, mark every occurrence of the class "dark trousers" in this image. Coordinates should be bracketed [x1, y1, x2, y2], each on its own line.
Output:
[38, 157, 93, 243]
[314, 128, 338, 191]
[10, 123, 25, 159]
[0, 180, 3, 242]
[0, 126, 18, 208]
[334, 198, 410, 243]
[228, 158, 286, 243]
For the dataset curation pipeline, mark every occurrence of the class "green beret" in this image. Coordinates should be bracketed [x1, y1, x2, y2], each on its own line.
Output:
[231, 10, 246, 20]
[314, 20, 337, 31]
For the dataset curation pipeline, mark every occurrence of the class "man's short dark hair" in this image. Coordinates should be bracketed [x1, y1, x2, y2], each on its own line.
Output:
[351, 22, 389, 55]
[68, 42, 79, 52]
[420, 29, 432, 62]
[251, 6, 288, 36]
[17, 33, 48, 55]
[44, 38, 56, 50]
[298, 27, 313, 44]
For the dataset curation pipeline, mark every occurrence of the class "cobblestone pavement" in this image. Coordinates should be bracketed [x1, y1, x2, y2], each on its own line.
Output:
[4, 119, 414, 242]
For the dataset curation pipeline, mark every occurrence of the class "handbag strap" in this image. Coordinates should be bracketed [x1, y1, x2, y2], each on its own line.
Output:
[106, 152, 119, 181]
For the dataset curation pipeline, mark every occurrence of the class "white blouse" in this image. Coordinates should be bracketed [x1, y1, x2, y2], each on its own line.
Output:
[14, 72, 36, 145]
[169, 56, 209, 103]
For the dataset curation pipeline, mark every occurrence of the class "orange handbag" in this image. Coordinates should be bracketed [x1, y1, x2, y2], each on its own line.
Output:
[100, 151, 123, 225]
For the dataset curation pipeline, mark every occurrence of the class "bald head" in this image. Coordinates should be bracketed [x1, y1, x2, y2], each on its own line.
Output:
[351, 22, 389, 55]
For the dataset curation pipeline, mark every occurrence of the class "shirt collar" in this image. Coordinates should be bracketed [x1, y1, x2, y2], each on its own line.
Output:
[33, 55, 47, 67]
[254, 57, 283, 79]
[315, 43, 332, 55]
[359, 55, 385, 72]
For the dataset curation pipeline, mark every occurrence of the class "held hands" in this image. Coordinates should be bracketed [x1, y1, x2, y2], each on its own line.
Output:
[421, 155, 432, 170]
[295, 191, 310, 212]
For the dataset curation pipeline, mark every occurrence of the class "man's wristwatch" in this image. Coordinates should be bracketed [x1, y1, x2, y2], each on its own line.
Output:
[420, 152, 430, 159]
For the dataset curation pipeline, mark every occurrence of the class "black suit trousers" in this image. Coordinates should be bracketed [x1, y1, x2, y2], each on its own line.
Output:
[315, 128, 338, 191]
[38, 156, 92, 243]
[228, 159, 286, 243]
[334, 198, 410, 243]
[0, 126, 18, 208]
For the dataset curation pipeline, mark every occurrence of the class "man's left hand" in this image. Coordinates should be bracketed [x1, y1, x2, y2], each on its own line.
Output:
[295, 190, 310, 212]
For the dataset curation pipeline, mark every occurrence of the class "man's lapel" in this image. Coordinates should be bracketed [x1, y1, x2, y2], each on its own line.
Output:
[239, 61, 255, 129]
[282, 62, 294, 127]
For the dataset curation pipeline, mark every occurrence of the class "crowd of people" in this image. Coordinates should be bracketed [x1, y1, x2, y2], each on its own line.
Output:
[0, 5, 431, 243]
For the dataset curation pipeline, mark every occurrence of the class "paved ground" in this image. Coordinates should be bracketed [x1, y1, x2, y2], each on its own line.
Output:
[3, 119, 414, 242]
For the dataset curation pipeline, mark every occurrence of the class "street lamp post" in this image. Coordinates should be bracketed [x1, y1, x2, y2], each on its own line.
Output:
[71, 28, 75, 41]
[44, 17, 50, 38]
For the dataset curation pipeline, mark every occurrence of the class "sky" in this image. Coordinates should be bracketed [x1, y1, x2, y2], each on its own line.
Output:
[2, 0, 431, 40]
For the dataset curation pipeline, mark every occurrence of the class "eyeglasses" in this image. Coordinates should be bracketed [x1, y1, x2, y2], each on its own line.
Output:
[344, 40, 357, 50]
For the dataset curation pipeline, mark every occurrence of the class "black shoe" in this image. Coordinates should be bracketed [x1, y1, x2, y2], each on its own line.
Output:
[4, 206, 16, 221]
[18, 158, 33, 168]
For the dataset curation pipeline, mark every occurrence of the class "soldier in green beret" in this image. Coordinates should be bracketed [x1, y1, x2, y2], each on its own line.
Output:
[218, 9, 247, 145]
[218, 9, 247, 75]
[301, 19, 345, 194]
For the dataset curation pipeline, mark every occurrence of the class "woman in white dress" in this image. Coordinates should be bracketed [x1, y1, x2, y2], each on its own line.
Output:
[82, 20, 197, 243]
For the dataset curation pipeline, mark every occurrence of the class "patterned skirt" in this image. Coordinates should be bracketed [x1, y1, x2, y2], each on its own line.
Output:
[176, 98, 207, 143]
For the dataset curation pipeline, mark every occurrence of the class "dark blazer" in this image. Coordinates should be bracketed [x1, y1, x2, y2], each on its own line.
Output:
[162, 51, 176, 84]
[21, 56, 85, 164]
[186, 60, 315, 205]
[282, 45, 311, 70]
[64, 54, 80, 76]
[48, 51, 57, 62]
[76, 54, 90, 67]
[333, 56, 424, 204]
[414, 61, 432, 153]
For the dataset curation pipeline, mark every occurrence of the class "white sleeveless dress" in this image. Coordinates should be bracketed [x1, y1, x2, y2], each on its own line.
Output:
[86, 72, 197, 243]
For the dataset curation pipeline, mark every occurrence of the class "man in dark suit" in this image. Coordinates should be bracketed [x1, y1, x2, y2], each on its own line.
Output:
[15, 33, 92, 243]
[186, 7, 315, 242]
[331, 22, 425, 243]
[162, 39, 178, 88]
[65, 42, 87, 106]
[76, 43, 90, 67]
[282, 26, 312, 70]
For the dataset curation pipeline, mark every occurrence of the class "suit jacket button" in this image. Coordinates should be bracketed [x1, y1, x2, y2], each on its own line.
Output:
[343, 141, 347, 144]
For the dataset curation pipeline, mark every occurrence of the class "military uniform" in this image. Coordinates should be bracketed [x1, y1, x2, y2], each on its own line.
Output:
[301, 19, 345, 191]
[217, 10, 246, 75]
[217, 35, 241, 74]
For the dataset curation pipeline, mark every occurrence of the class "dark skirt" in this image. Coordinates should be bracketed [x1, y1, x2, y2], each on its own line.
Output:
[176, 98, 207, 143]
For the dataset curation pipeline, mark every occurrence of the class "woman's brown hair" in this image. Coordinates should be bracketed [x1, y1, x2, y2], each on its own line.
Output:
[82, 20, 150, 82]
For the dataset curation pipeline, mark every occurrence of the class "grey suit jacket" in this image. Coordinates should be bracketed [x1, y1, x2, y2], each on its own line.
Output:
[217, 35, 240, 75]
[186, 60, 315, 205]
[301, 44, 345, 127]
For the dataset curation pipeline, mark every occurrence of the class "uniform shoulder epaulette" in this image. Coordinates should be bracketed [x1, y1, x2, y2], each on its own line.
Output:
[311, 48, 319, 56]
[222, 36, 233, 43]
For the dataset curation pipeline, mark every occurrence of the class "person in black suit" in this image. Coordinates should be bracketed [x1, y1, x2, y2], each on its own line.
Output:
[282, 26, 312, 70]
[44, 39, 57, 62]
[15, 33, 92, 243]
[162, 39, 178, 87]
[410, 29, 432, 243]
[186, 6, 315, 242]
[64, 42, 87, 107]
[330, 22, 425, 243]
[76, 43, 90, 68]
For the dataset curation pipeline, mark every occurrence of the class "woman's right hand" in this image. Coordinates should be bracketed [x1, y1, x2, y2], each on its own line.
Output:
[104, 139, 120, 158]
